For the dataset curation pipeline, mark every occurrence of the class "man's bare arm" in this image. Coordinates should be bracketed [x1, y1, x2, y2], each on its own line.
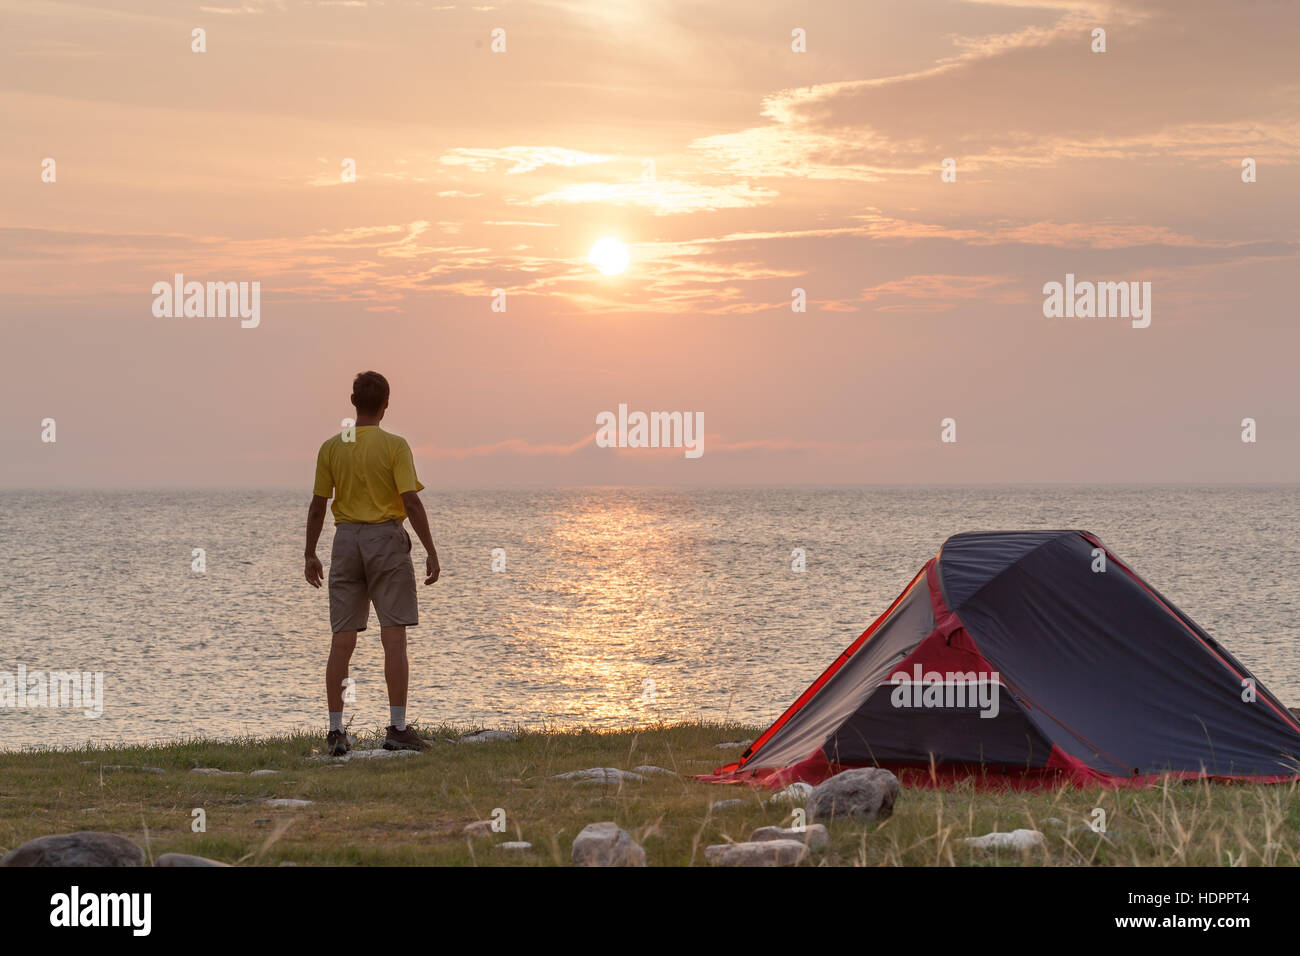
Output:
[401, 491, 440, 584]
[304, 495, 328, 587]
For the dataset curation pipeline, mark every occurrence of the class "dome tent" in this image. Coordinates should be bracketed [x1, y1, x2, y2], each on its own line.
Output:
[704, 531, 1300, 790]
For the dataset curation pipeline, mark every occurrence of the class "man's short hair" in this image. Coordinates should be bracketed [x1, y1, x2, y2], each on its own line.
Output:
[351, 371, 390, 416]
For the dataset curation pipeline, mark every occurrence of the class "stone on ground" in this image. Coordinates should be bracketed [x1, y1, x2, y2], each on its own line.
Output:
[807, 768, 900, 823]
[766, 782, 813, 805]
[704, 839, 809, 867]
[1, 831, 144, 867]
[460, 730, 519, 744]
[311, 748, 417, 763]
[962, 829, 1045, 851]
[750, 824, 829, 851]
[709, 798, 745, 812]
[631, 765, 676, 777]
[571, 822, 646, 867]
[552, 768, 645, 784]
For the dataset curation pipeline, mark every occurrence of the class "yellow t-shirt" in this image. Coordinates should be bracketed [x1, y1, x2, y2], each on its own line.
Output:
[313, 426, 425, 524]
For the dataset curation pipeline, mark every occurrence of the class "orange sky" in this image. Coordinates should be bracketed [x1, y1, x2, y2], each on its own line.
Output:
[3, 0, 1298, 487]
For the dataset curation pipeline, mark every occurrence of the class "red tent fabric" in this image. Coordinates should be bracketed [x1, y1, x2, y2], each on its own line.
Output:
[702, 531, 1300, 790]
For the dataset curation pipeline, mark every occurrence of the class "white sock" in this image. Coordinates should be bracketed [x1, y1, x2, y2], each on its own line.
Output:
[390, 706, 406, 731]
[329, 712, 344, 732]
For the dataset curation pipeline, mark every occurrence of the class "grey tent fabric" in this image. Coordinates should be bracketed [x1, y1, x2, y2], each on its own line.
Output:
[947, 531, 1300, 778]
[745, 574, 934, 771]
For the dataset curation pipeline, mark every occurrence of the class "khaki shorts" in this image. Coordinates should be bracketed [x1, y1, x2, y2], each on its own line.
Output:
[328, 520, 418, 633]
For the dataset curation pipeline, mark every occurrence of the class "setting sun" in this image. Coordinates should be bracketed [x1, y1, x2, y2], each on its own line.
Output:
[588, 237, 630, 276]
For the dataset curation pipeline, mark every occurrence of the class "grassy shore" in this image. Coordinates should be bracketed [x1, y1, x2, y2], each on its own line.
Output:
[2, 721, 1297, 866]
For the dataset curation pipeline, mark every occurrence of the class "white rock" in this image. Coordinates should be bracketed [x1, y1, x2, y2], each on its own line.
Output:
[962, 829, 1045, 852]
[715, 740, 753, 750]
[552, 768, 645, 784]
[631, 765, 676, 777]
[766, 782, 813, 805]
[571, 822, 647, 867]
[705, 839, 808, 867]
[190, 768, 244, 776]
[346, 748, 416, 761]
[709, 798, 746, 812]
[265, 799, 314, 808]
[310, 748, 417, 763]
[496, 841, 532, 852]
[249, 770, 279, 777]
[460, 730, 519, 744]
[750, 824, 829, 851]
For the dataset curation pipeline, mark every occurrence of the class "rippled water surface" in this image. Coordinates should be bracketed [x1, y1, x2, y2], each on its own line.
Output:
[2, 486, 1297, 749]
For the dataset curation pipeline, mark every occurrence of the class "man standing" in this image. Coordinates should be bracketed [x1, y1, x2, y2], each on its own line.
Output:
[304, 371, 440, 755]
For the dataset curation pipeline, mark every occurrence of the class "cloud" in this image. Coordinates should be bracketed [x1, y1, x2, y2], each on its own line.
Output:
[856, 273, 1021, 312]
[524, 178, 778, 215]
[412, 435, 594, 460]
[690, 0, 1300, 177]
[198, 5, 268, 14]
[689, 125, 891, 182]
[438, 146, 614, 175]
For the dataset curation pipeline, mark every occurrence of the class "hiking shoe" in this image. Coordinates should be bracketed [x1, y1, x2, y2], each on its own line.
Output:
[383, 725, 429, 752]
[326, 729, 351, 757]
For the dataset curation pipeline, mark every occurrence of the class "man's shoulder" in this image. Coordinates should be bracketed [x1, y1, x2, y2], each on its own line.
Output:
[318, 433, 343, 454]
[379, 428, 412, 449]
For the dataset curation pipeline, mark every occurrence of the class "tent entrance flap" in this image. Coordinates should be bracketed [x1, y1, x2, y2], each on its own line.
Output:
[824, 681, 1054, 770]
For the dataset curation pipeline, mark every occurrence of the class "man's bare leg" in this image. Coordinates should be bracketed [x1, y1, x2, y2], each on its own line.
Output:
[380, 625, 408, 708]
[325, 631, 357, 755]
[327, 631, 357, 712]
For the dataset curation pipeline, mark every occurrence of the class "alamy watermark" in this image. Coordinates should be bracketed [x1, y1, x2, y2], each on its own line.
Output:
[595, 403, 704, 458]
[889, 665, 1001, 718]
[50, 886, 150, 936]
[1042, 273, 1151, 328]
[1, 666, 103, 718]
[152, 273, 260, 328]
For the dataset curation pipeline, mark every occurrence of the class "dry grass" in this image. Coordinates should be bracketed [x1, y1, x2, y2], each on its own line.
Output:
[1, 722, 1297, 866]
